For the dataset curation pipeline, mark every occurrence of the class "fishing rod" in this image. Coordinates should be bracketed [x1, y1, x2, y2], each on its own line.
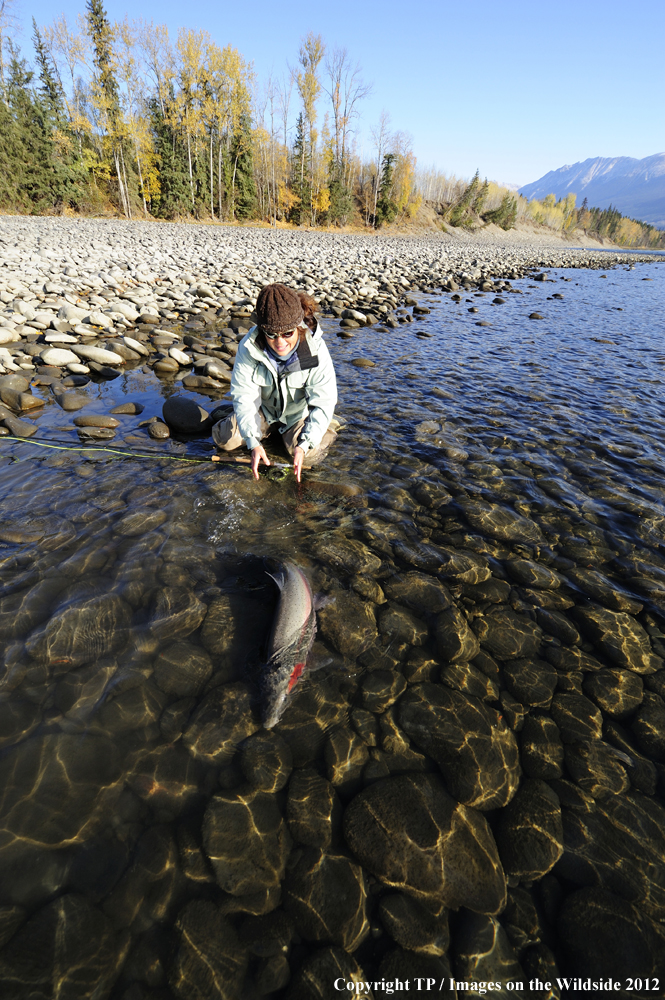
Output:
[0, 435, 292, 470]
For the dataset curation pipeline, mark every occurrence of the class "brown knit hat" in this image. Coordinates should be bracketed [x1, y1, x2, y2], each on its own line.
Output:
[256, 283, 304, 334]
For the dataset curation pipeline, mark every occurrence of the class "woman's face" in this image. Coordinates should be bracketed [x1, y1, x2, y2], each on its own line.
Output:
[267, 328, 298, 356]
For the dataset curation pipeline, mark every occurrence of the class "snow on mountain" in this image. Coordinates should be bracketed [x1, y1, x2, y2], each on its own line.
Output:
[519, 153, 665, 228]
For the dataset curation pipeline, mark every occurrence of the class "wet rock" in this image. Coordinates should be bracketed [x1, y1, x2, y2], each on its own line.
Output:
[583, 668, 643, 717]
[55, 658, 117, 722]
[603, 720, 658, 795]
[343, 773, 506, 912]
[110, 401, 144, 415]
[434, 606, 481, 662]
[496, 779, 564, 880]
[0, 734, 122, 853]
[550, 693, 603, 743]
[557, 887, 662, 978]
[440, 660, 498, 701]
[535, 608, 580, 645]
[77, 425, 115, 441]
[564, 743, 629, 799]
[382, 571, 452, 613]
[114, 509, 168, 536]
[460, 499, 544, 544]
[202, 788, 291, 895]
[54, 390, 89, 412]
[473, 606, 543, 660]
[566, 567, 643, 614]
[284, 848, 369, 951]
[0, 893, 129, 1000]
[184, 683, 259, 765]
[238, 910, 294, 958]
[73, 414, 120, 428]
[520, 714, 564, 779]
[311, 535, 381, 575]
[503, 657, 557, 707]
[128, 744, 204, 813]
[631, 691, 665, 761]
[162, 395, 210, 433]
[403, 650, 441, 684]
[505, 559, 562, 589]
[351, 707, 379, 745]
[361, 670, 407, 712]
[240, 730, 293, 792]
[153, 641, 213, 697]
[557, 791, 665, 917]
[317, 591, 377, 657]
[454, 912, 524, 985]
[25, 594, 132, 669]
[275, 680, 349, 767]
[464, 577, 512, 604]
[324, 727, 369, 790]
[0, 906, 24, 949]
[148, 420, 170, 440]
[148, 586, 206, 643]
[572, 605, 661, 674]
[350, 575, 386, 603]
[170, 900, 247, 1000]
[378, 603, 428, 645]
[544, 645, 603, 673]
[502, 885, 542, 952]
[287, 769, 341, 848]
[399, 683, 520, 810]
[96, 681, 166, 736]
[1, 414, 38, 437]
[285, 946, 370, 1000]
[0, 699, 42, 749]
[378, 893, 449, 956]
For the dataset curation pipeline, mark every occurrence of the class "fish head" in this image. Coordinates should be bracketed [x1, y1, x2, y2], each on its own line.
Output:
[261, 658, 307, 729]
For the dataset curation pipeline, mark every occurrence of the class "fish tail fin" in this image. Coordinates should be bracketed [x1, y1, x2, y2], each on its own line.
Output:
[265, 558, 286, 591]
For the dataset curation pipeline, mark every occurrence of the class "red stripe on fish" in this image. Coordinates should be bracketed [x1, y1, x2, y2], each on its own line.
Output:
[288, 662, 305, 692]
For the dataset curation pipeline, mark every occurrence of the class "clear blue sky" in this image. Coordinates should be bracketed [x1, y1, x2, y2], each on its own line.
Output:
[13, 0, 665, 186]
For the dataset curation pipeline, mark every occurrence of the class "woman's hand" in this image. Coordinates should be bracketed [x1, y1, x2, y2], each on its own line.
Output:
[293, 446, 305, 483]
[251, 445, 271, 480]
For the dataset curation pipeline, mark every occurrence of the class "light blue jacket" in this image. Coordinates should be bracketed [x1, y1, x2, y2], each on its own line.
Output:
[230, 324, 337, 453]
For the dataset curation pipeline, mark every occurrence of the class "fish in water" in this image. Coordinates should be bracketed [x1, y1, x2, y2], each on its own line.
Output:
[261, 561, 319, 729]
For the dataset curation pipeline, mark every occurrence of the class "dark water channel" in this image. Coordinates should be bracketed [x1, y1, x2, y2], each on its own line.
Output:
[0, 262, 664, 998]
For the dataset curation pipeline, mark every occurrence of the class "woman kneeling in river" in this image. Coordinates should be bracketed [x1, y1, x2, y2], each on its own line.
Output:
[212, 283, 338, 482]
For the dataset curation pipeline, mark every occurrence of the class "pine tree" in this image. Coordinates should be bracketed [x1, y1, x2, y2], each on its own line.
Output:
[150, 97, 190, 218]
[231, 113, 256, 219]
[86, 0, 133, 217]
[375, 153, 397, 226]
[289, 112, 307, 224]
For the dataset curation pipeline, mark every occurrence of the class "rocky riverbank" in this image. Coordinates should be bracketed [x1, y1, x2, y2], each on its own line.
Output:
[0, 217, 658, 439]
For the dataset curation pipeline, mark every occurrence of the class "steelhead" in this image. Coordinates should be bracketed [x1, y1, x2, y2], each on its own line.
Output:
[261, 561, 318, 729]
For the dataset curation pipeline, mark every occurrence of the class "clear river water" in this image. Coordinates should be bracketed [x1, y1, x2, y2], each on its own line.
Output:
[0, 259, 664, 998]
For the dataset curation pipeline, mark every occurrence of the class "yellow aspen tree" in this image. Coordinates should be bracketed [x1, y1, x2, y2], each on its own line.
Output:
[295, 32, 324, 224]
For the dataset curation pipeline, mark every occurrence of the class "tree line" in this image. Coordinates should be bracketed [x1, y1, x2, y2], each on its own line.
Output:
[0, 0, 662, 249]
[0, 1, 421, 227]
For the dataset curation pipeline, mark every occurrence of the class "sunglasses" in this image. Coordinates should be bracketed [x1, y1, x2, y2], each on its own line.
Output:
[262, 327, 298, 340]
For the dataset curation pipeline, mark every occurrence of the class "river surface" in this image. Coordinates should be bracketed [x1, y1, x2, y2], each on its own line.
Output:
[0, 261, 664, 998]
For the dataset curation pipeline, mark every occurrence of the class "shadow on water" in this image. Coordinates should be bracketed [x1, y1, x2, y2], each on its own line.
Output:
[0, 263, 664, 997]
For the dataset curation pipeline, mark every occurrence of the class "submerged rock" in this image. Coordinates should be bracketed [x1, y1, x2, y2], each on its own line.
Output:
[343, 773, 506, 913]
[170, 900, 247, 1000]
[203, 788, 291, 895]
[496, 779, 564, 880]
[0, 893, 129, 1000]
[283, 848, 369, 952]
[399, 683, 520, 810]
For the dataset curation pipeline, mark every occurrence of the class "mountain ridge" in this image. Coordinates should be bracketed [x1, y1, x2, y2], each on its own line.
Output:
[519, 153, 665, 229]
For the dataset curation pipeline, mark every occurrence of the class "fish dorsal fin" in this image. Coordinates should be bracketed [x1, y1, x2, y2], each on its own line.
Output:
[266, 568, 286, 591]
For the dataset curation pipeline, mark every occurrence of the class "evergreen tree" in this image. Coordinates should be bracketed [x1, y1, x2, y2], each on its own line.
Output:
[231, 113, 256, 219]
[375, 153, 397, 226]
[149, 97, 190, 218]
[327, 154, 353, 225]
[86, 0, 133, 217]
[289, 112, 307, 224]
